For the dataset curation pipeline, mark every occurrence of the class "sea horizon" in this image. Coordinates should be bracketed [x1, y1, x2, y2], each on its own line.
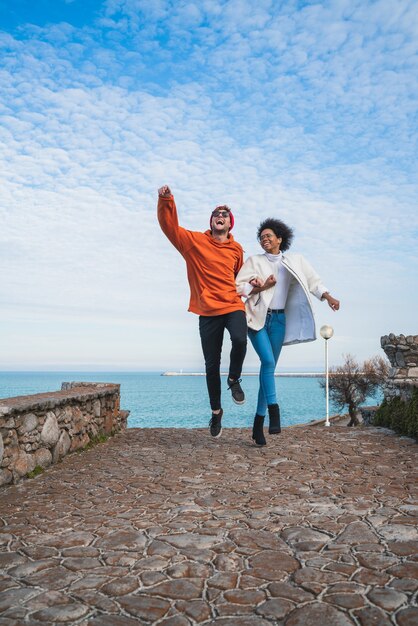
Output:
[0, 367, 325, 373]
[0, 371, 382, 430]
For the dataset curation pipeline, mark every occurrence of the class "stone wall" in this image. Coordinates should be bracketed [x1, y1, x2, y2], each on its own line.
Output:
[0, 382, 129, 487]
[380, 334, 418, 402]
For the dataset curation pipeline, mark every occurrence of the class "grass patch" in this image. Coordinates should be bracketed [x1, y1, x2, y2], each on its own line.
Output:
[373, 388, 418, 439]
[26, 465, 45, 479]
[83, 432, 110, 450]
[75, 431, 118, 453]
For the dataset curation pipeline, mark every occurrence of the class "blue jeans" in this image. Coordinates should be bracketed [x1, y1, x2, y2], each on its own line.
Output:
[249, 312, 286, 416]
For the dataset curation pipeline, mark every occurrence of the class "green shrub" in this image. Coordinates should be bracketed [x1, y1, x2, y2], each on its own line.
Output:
[75, 431, 114, 453]
[373, 388, 418, 439]
[26, 465, 45, 479]
[83, 432, 110, 450]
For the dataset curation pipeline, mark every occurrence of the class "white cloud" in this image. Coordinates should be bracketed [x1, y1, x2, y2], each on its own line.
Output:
[0, 0, 417, 371]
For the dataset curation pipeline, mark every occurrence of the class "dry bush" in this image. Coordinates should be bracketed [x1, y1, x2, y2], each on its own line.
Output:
[320, 354, 389, 426]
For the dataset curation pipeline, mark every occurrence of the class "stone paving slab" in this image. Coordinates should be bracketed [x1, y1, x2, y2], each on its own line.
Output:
[0, 425, 417, 625]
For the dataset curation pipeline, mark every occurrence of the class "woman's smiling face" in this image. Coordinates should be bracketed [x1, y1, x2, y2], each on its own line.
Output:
[259, 228, 282, 254]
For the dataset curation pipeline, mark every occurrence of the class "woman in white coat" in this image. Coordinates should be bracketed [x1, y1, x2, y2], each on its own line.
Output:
[236, 218, 340, 446]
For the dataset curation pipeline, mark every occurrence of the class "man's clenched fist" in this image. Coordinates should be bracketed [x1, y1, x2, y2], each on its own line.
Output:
[158, 185, 172, 197]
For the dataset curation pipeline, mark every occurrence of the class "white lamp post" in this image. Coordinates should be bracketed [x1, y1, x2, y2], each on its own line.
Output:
[320, 325, 334, 427]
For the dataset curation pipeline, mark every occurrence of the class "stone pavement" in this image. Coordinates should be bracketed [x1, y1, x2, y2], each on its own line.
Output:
[0, 425, 417, 626]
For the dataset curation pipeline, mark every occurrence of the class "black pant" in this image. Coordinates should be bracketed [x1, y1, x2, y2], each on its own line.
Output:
[199, 310, 247, 411]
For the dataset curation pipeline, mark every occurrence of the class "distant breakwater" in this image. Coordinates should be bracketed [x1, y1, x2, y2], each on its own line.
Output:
[162, 372, 323, 377]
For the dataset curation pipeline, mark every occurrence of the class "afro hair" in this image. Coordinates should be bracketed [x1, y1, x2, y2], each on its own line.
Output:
[257, 218, 294, 252]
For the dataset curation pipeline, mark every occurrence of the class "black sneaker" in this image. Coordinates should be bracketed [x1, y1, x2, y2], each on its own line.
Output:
[209, 409, 223, 438]
[227, 377, 245, 405]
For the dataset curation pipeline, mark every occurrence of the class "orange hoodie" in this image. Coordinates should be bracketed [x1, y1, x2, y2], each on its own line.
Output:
[158, 195, 245, 316]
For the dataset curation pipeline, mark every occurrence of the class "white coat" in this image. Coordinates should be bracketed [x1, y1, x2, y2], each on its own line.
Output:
[236, 253, 328, 345]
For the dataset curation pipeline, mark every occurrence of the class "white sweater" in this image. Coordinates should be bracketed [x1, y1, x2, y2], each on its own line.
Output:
[236, 252, 328, 345]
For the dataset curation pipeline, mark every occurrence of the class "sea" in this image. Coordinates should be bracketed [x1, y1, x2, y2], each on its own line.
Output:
[0, 372, 382, 429]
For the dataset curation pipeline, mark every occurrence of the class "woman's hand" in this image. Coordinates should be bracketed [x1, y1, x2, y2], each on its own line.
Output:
[263, 274, 276, 290]
[249, 274, 276, 295]
[323, 292, 340, 311]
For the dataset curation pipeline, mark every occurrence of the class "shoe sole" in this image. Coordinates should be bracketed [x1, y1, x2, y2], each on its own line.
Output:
[211, 427, 222, 438]
[232, 398, 245, 405]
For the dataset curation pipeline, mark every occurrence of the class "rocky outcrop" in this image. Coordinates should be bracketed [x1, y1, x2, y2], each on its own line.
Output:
[380, 334, 418, 402]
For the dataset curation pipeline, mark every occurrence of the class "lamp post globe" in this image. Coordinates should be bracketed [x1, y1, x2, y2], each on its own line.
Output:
[320, 325, 334, 340]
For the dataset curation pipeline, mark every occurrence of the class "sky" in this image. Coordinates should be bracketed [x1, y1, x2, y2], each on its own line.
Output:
[1, 0, 417, 372]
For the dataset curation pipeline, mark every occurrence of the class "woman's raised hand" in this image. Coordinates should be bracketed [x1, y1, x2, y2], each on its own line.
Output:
[263, 274, 277, 289]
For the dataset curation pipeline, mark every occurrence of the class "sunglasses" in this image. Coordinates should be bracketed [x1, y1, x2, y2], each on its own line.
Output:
[212, 210, 230, 218]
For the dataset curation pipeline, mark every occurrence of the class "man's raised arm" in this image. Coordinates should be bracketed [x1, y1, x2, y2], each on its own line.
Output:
[157, 184, 186, 252]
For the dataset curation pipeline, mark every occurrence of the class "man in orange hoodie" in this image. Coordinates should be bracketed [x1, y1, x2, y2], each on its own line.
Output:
[158, 185, 247, 438]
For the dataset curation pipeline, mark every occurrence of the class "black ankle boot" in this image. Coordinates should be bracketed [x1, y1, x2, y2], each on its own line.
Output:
[268, 403, 281, 434]
[252, 414, 266, 446]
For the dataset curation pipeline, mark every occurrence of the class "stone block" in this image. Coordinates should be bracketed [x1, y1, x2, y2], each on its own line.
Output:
[41, 412, 59, 447]
[0, 432, 3, 466]
[13, 450, 36, 478]
[71, 407, 88, 434]
[56, 406, 72, 423]
[27, 453, 37, 473]
[8, 432, 21, 446]
[89, 422, 99, 438]
[93, 399, 101, 417]
[0, 468, 12, 486]
[407, 367, 418, 378]
[70, 432, 90, 452]
[52, 430, 71, 463]
[1, 417, 15, 428]
[367, 587, 408, 611]
[104, 413, 114, 434]
[18, 413, 38, 434]
[397, 344, 409, 351]
[119, 410, 129, 429]
[34, 447, 52, 469]
[5, 443, 20, 464]
[286, 602, 354, 626]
